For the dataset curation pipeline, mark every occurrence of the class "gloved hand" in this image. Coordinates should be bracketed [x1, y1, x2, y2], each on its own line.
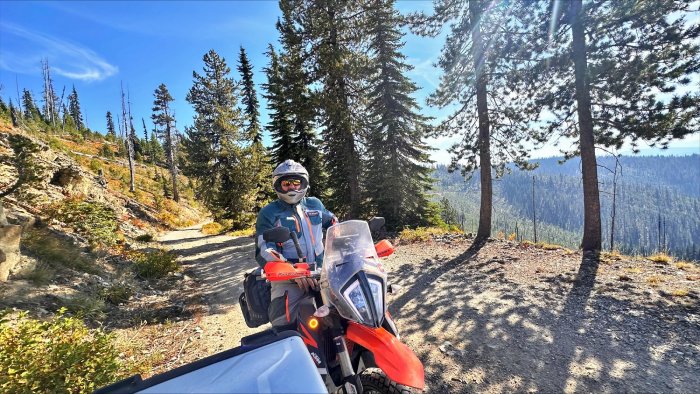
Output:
[265, 249, 286, 262]
[295, 277, 318, 293]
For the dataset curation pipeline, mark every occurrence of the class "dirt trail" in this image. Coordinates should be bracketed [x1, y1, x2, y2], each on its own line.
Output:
[158, 225, 263, 354]
[159, 226, 699, 393]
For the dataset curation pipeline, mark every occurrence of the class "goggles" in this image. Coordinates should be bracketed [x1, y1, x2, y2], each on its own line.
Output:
[280, 179, 302, 188]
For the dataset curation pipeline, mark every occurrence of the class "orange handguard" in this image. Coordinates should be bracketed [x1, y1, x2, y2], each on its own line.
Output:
[263, 261, 312, 282]
[374, 239, 395, 258]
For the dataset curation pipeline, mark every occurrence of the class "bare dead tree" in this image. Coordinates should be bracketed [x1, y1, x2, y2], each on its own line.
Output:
[532, 175, 538, 243]
[41, 58, 59, 127]
[120, 82, 136, 192]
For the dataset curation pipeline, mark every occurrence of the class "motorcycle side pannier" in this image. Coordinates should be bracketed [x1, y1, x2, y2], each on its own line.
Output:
[239, 268, 271, 328]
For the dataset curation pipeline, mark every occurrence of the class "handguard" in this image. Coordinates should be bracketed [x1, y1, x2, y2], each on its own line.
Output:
[263, 261, 312, 282]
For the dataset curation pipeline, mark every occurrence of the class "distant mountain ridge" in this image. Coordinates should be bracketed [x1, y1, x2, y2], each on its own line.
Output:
[433, 154, 700, 260]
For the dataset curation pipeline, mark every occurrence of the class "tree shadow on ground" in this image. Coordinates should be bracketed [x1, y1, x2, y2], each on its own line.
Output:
[388, 242, 700, 393]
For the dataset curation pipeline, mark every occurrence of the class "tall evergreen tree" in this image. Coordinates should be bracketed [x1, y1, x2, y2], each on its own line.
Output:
[152, 83, 180, 202]
[67, 85, 84, 130]
[364, 0, 434, 230]
[263, 45, 295, 165]
[21, 89, 41, 121]
[184, 49, 256, 226]
[530, 0, 700, 251]
[237, 46, 272, 212]
[298, 0, 365, 218]
[237, 46, 262, 144]
[409, 0, 545, 241]
[106, 111, 116, 139]
[277, 0, 327, 197]
[8, 99, 19, 127]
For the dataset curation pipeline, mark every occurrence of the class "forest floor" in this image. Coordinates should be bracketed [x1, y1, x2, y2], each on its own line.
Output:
[146, 224, 700, 393]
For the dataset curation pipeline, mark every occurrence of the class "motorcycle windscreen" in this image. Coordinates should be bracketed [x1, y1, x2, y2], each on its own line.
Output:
[100, 335, 326, 394]
[346, 321, 425, 390]
[321, 220, 387, 324]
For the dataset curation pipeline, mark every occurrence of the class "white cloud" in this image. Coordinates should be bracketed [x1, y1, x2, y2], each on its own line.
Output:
[0, 22, 118, 82]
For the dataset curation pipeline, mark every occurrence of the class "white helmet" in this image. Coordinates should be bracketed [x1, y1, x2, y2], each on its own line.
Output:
[273, 159, 309, 205]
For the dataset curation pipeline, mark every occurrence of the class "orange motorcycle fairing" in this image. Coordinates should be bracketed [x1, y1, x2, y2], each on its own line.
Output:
[346, 321, 424, 390]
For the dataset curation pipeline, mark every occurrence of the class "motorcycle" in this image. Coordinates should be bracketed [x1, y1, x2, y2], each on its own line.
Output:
[257, 218, 424, 394]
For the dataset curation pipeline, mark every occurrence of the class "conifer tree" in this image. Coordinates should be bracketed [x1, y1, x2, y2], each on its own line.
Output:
[298, 0, 365, 218]
[237, 46, 272, 212]
[21, 89, 41, 121]
[277, 0, 327, 197]
[68, 85, 84, 131]
[152, 83, 180, 202]
[9, 100, 19, 127]
[409, 0, 545, 241]
[529, 0, 700, 251]
[184, 49, 256, 226]
[106, 111, 116, 140]
[120, 83, 136, 192]
[263, 45, 295, 165]
[364, 0, 434, 230]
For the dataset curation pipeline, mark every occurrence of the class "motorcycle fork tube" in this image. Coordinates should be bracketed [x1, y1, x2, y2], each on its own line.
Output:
[334, 335, 354, 378]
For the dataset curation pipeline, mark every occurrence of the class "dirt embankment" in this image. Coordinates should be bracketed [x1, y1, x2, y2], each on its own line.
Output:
[156, 227, 699, 393]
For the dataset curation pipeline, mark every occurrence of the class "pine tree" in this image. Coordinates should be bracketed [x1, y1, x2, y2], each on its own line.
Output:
[363, 0, 434, 230]
[68, 85, 84, 131]
[152, 83, 180, 202]
[21, 89, 41, 121]
[409, 0, 545, 241]
[299, 0, 365, 218]
[149, 131, 165, 164]
[106, 111, 116, 140]
[277, 0, 327, 197]
[263, 45, 295, 165]
[237, 46, 272, 212]
[530, 0, 700, 251]
[184, 49, 256, 226]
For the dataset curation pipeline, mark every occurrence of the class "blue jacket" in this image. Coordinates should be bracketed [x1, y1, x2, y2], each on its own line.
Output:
[255, 197, 337, 268]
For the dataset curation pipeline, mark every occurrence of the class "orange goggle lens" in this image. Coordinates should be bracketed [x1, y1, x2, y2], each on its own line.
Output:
[281, 179, 302, 187]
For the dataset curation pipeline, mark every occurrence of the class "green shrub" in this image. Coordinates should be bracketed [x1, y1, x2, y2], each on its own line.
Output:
[135, 234, 154, 242]
[132, 249, 179, 280]
[21, 228, 96, 274]
[63, 294, 106, 321]
[398, 226, 462, 243]
[99, 283, 134, 305]
[0, 310, 122, 393]
[89, 158, 103, 173]
[47, 198, 119, 247]
[99, 144, 114, 158]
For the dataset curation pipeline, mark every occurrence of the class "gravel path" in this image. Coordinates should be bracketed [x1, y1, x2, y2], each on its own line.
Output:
[160, 226, 700, 393]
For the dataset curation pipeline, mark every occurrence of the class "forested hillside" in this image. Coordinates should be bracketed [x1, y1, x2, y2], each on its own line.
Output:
[435, 155, 700, 260]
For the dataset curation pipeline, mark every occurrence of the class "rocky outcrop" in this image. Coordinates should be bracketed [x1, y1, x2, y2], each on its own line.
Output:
[0, 224, 21, 281]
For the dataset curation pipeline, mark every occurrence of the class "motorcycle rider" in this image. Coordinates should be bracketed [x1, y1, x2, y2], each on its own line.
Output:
[256, 159, 337, 327]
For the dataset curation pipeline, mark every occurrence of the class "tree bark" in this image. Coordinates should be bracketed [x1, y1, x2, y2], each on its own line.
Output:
[471, 1, 492, 242]
[570, 0, 602, 251]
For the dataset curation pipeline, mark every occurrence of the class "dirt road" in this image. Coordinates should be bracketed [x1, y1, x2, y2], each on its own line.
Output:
[160, 226, 700, 393]
[159, 226, 263, 354]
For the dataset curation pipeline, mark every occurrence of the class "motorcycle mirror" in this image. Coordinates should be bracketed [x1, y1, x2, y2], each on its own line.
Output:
[368, 217, 385, 233]
[263, 227, 291, 244]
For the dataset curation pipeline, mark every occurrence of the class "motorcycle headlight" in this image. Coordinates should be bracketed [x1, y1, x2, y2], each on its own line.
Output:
[343, 280, 373, 324]
[368, 278, 383, 315]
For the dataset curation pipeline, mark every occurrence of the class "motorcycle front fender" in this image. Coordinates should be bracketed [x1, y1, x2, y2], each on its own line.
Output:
[346, 321, 424, 390]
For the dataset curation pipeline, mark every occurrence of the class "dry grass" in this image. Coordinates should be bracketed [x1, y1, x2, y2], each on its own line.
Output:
[624, 267, 643, 274]
[671, 288, 689, 297]
[647, 253, 672, 264]
[536, 242, 562, 251]
[675, 261, 696, 271]
[646, 275, 666, 287]
[228, 227, 255, 237]
[202, 222, 224, 235]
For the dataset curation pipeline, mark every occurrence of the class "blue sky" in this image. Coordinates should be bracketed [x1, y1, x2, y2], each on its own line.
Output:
[1, 1, 698, 164]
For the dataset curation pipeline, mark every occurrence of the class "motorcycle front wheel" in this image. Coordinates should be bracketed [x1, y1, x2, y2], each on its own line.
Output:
[360, 368, 418, 394]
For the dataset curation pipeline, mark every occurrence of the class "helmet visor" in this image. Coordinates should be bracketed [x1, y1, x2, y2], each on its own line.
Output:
[274, 175, 309, 193]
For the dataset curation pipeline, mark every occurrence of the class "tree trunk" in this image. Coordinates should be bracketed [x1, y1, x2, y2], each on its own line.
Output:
[570, 0, 601, 251]
[471, 1, 492, 242]
[165, 122, 179, 202]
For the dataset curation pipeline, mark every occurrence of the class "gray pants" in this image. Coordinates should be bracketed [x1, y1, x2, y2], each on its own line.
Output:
[269, 281, 311, 327]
